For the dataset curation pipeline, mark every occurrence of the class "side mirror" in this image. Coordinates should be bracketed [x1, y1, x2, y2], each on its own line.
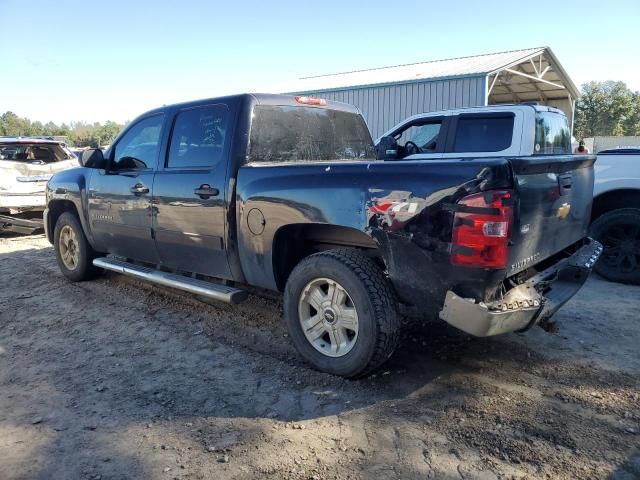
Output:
[376, 136, 398, 160]
[80, 148, 106, 169]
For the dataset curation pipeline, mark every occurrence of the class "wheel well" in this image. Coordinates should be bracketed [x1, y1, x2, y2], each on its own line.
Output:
[272, 224, 380, 291]
[47, 200, 80, 242]
[591, 189, 640, 221]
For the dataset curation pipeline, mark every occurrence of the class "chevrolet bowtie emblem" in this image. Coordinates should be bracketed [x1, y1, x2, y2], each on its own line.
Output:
[557, 203, 571, 219]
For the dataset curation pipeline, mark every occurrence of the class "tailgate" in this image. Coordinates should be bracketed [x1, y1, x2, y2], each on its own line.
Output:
[506, 154, 596, 275]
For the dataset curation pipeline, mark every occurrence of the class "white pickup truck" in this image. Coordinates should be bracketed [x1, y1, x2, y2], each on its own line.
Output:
[590, 148, 640, 285]
[375, 104, 573, 161]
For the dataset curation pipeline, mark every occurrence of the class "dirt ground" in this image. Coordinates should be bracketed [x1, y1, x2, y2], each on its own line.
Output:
[1, 233, 639, 480]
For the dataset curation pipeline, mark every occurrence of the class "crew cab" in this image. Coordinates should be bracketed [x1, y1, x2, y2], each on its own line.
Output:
[590, 147, 640, 284]
[0, 137, 78, 233]
[45, 95, 600, 377]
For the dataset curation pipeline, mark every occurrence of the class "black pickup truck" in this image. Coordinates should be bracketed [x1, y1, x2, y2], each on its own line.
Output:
[45, 94, 601, 377]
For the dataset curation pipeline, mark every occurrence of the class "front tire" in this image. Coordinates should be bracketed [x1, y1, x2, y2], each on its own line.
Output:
[283, 249, 400, 378]
[590, 208, 640, 285]
[54, 212, 101, 282]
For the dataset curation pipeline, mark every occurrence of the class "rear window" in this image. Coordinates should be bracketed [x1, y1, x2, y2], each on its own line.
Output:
[453, 114, 514, 153]
[534, 112, 571, 155]
[248, 105, 375, 162]
[0, 143, 72, 163]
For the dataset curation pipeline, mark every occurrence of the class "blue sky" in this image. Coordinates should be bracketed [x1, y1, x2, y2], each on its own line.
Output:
[1, 0, 639, 124]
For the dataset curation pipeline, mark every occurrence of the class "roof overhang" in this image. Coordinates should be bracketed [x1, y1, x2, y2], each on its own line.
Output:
[284, 47, 579, 101]
[486, 47, 580, 103]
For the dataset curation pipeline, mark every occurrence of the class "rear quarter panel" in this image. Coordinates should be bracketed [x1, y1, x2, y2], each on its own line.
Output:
[235, 158, 513, 308]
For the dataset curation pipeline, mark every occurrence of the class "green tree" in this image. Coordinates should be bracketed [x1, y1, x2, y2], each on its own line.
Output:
[0, 111, 31, 136]
[623, 93, 640, 136]
[574, 81, 639, 139]
[0, 112, 125, 147]
[31, 120, 45, 136]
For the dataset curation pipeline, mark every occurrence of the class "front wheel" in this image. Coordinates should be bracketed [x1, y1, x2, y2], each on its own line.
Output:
[590, 208, 640, 285]
[54, 212, 101, 282]
[283, 249, 400, 378]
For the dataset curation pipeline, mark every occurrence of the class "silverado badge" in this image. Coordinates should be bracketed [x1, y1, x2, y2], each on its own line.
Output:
[510, 252, 541, 271]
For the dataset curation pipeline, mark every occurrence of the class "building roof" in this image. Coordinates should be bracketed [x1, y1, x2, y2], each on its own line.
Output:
[289, 47, 579, 100]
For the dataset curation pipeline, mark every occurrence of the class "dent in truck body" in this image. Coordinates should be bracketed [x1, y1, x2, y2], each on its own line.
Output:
[235, 157, 513, 316]
[365, 159, 513, 316]
[234, 151, 596, 325]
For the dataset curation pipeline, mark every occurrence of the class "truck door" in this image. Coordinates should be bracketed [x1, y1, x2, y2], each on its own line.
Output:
[152, 104, 232, 279]
[87, 114, 165, 264]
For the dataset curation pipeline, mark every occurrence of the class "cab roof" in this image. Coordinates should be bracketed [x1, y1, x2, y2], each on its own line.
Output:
[405, 103, 564, 117]
[137, 93, 362, 120]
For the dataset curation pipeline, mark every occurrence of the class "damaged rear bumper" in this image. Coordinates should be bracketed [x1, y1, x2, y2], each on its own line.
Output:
[439, 238, 603, 337]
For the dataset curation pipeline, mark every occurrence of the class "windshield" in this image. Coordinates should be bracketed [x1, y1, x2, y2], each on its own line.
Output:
[0, 143, 73, 163]
[534, 112, 571, 155]
[248, 105, 375, 162]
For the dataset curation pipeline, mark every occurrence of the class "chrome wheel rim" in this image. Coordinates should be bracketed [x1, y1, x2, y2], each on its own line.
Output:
[298, 277, 359, 358]
[59, 225, 80, 270]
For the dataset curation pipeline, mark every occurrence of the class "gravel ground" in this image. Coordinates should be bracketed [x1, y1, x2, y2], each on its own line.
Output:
[1, 233, 639, 480]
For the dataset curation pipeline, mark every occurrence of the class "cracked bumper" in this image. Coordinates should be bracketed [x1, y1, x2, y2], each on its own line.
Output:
[439, 238, 603, 337]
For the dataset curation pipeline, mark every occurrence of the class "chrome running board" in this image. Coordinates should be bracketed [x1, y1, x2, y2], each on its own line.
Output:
[93, 257, 247, 304]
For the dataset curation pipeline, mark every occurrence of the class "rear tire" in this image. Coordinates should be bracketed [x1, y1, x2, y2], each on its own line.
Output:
[54, 212, 101, 282]
[283, 249, 400, 378]
[590, 208, 640, 285]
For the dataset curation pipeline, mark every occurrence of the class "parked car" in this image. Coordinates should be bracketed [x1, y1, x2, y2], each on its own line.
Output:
[590, 147, 640, 284]
[44, 95, 600, 377]
[0, 137, 79, 234]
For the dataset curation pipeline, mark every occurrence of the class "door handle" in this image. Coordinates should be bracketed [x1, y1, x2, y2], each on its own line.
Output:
[558, 174, 572, 195]
[193, 184, 219, 198]
[130, 183, 149, 195]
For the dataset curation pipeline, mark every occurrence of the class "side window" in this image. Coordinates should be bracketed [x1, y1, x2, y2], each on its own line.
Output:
[112, 115, 164, 170]
[453, 115, 514, 153]
[397, 121, 442, 154]
[534, 112, 571, 154]
[167, 105, 228, 168]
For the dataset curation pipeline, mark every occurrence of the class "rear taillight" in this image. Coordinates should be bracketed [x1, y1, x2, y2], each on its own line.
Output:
[451, 190, 513, 269]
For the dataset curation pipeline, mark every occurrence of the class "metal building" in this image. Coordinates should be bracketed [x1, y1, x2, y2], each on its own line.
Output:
[287, 47, 580, 139]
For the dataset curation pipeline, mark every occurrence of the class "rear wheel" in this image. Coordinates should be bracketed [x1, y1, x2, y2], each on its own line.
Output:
[54, 212, 101, 282]
[590, 208, 640, 285]
[284, 249, 400, 378]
